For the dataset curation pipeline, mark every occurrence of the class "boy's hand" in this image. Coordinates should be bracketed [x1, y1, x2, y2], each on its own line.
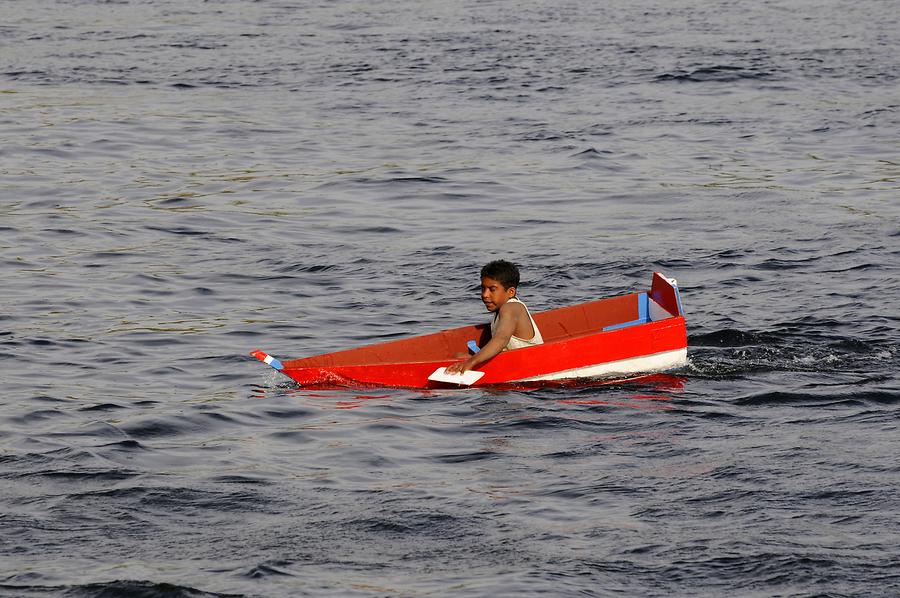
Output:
[444, 360, 469, 375]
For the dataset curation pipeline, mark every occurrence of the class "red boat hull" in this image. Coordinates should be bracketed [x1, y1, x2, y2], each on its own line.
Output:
[252, 272, 687, 389]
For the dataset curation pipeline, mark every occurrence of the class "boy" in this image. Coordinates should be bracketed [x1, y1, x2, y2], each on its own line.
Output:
[445, 260, 543, 374]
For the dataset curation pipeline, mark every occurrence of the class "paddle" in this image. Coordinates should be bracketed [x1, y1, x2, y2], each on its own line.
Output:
[428, 367, 485, 386]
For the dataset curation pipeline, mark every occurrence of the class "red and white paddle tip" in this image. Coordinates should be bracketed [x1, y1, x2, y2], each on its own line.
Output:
[250, 349, 283, 371]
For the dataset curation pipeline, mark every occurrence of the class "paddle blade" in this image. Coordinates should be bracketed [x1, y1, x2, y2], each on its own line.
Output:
[428, 367, 485, 386]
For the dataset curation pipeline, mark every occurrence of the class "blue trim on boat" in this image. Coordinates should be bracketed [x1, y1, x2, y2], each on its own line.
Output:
[638, 292, 649, 321]
[603, 319, 644, 332]
[603, 293, 650, 332]
[673, 283, 684, 316]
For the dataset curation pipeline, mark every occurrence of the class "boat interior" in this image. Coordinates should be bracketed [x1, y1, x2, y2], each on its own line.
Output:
[287, 282, 680, 369]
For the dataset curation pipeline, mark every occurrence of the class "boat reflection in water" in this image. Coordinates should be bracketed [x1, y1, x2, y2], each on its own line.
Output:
[251, 373, 687, 411]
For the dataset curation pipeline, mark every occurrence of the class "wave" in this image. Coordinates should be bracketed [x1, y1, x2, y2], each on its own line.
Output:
[0, 580, 242, 597]
[732, 389, 900, 407]
[655, 65, 777, 83]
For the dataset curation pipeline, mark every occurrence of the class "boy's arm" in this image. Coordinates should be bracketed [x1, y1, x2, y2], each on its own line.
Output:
[445, 303, 521, 374]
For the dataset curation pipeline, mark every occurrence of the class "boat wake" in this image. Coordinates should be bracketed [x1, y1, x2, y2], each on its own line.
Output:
[687, 328, 897, 378]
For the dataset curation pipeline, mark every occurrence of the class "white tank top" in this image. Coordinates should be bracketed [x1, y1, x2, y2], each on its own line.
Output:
[491, 297, 544, 350]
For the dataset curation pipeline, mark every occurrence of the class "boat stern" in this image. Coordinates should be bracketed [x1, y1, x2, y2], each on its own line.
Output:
[650, 272, 684, 318]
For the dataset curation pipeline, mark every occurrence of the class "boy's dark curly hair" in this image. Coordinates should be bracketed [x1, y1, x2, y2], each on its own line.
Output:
[480, 260, 520, 289]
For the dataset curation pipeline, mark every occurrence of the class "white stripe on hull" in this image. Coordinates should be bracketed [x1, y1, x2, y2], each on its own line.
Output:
[515, 348, 688, 382]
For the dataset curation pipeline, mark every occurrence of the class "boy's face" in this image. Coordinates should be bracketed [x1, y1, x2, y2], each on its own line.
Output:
[480, 276, 516, 312]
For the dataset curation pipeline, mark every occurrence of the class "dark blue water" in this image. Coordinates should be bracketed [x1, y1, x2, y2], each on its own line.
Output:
[2, 1, 899, 596]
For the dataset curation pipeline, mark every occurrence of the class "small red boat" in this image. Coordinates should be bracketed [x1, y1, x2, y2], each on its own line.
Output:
[251, 272, 687, 389]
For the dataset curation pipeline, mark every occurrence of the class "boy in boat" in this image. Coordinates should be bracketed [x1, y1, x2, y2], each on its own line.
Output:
[445, 259, 543, 374]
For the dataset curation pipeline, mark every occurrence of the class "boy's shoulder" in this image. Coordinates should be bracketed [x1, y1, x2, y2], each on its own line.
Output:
[499, 299, 527, 318]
